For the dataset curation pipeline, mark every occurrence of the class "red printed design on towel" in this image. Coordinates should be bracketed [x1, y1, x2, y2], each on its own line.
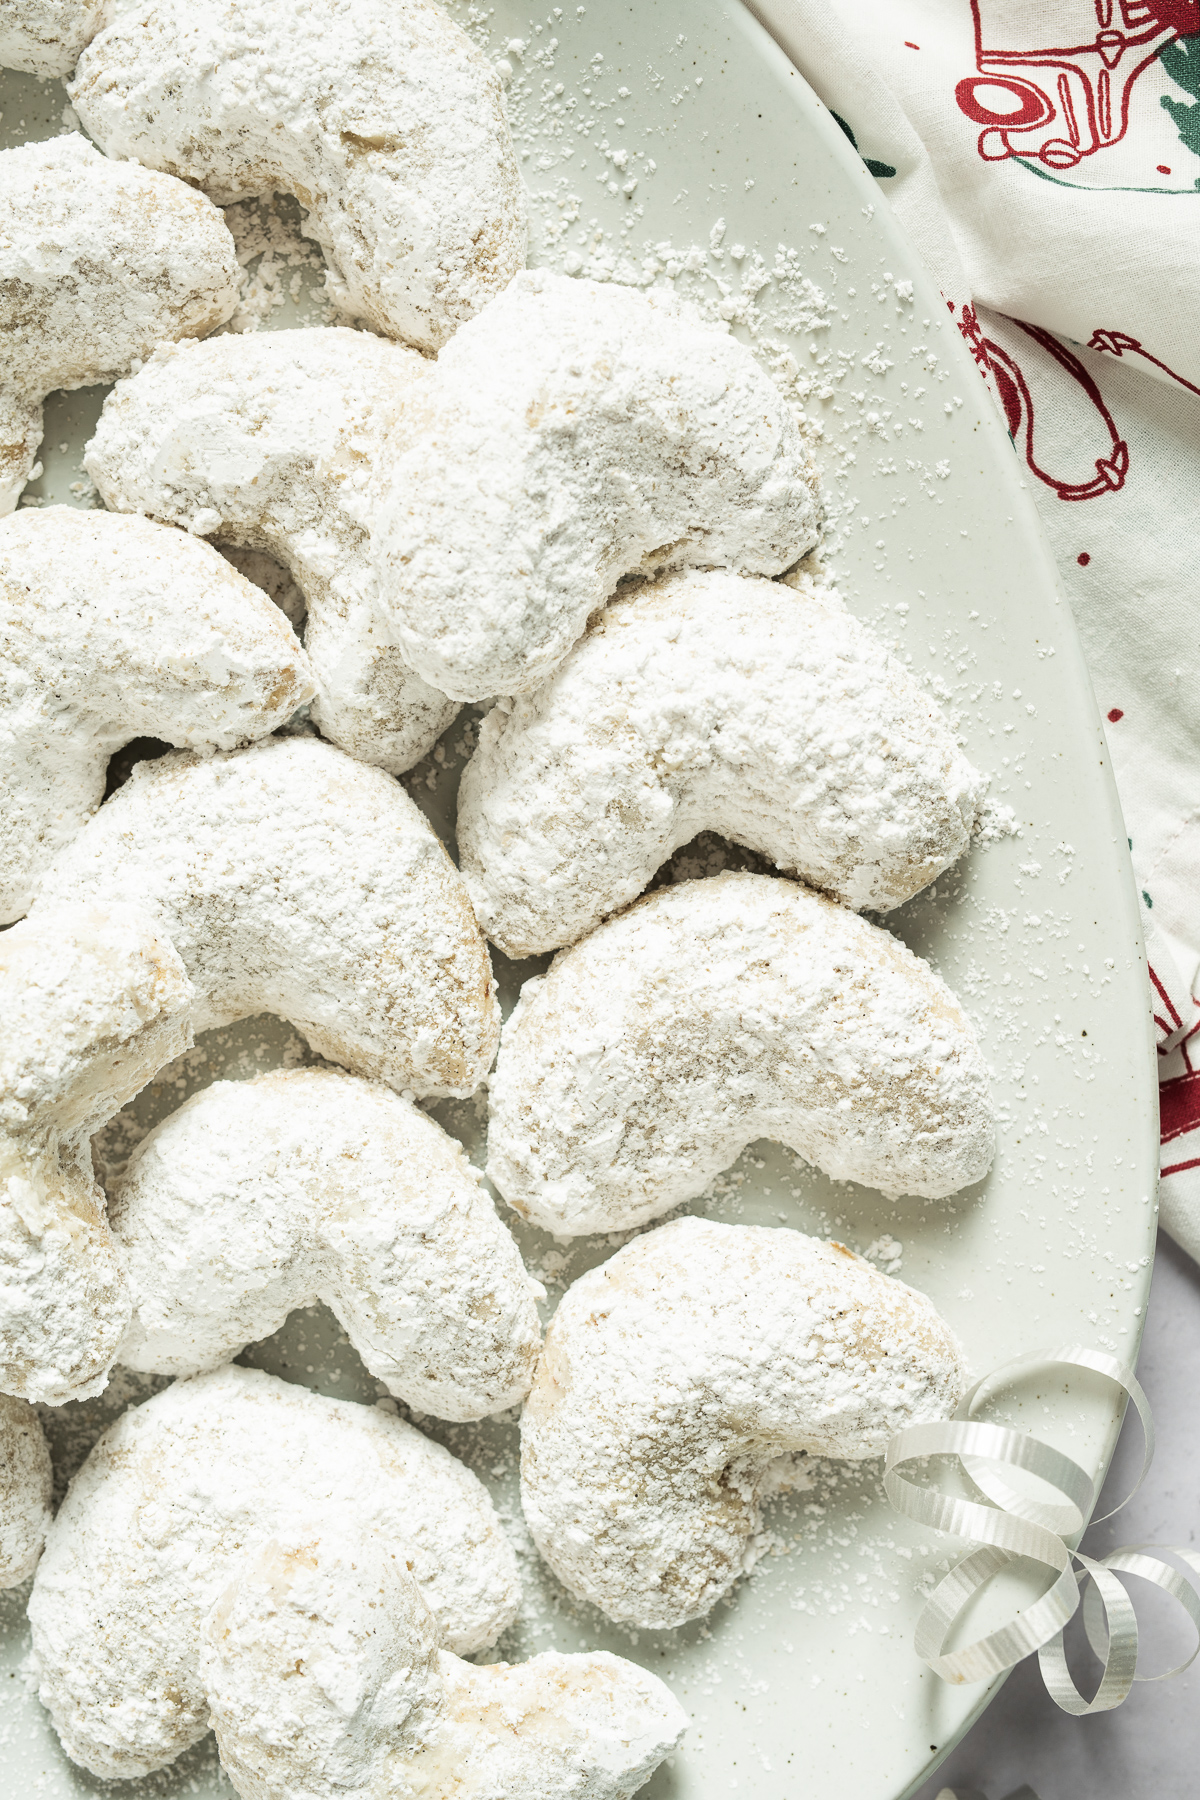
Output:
[1142, 904, 1199, 1055]
[1153, 940, 1200, 1174]
[1088, 329, 1200, 396]
[956, 2, 1199, 171]
[1161, 1031, 1200, 1173]
[1161, 1064, 1200, 1146]
[952, 300, 993, 374]
[1150, 958, 1195, 1044]
[950, 305, 1130, 500]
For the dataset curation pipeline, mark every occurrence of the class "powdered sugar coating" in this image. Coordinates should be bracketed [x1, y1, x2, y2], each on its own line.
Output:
[0, 1393, 53, 1587]
[459, 567, 985, 956]
[0, 135, 238, 515]
[0, 905, 194, 1403]
[86, 328, 457, 773]
[70, 0, 526, 351]
[488, 872, 995, 1234]
[0, 506, 313, 923]
[32, 735, 500, 1097]
[0, 0, 103, 74]
[29, 1365, 521, 1779]
[203, 1531, 685, 1800]
[371, 268, 822, 699]
[521, 1217, 966, 1628]
[112, 1067, 542, 1421]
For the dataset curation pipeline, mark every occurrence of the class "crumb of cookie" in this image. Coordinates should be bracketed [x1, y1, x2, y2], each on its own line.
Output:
[974, 797, 1020, 843]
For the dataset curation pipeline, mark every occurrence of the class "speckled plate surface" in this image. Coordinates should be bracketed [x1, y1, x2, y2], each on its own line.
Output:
[0, 4, 1160, 1797]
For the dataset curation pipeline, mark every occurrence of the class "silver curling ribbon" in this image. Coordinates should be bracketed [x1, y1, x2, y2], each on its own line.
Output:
[885, 1345, 1200, 1712]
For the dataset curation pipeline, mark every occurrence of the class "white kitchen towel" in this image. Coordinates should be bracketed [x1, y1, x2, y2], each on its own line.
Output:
[744, 0, 1200, 1259]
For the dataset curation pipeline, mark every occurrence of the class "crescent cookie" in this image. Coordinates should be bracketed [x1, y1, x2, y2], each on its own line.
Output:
[487, 872, 995, 1234]
[0, 505, 313, 923]
[0, 0, 104, 75]
[458, 567, 986, 955]
[370, 269, 822, 700]
[521, 1217, 966, 1627]
[0, 134, 238, 515]
[70, 0, 526, 351]
[85, 327, 457, 774]
[111, 1067, 543, 1421]
[30, 734, 501, 1099]
[203, 1532, 685, 1800]
[0, 1393, 53, 1587]
[28, 1365, 522, 1779]
[0, 904, 194, 1404]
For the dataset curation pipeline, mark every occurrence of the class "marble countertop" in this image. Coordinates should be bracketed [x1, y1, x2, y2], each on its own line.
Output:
[909, 1232, 1200, 1800]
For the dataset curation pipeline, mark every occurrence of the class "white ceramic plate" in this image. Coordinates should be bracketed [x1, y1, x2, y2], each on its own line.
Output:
[0, 5, 1160, 1797]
